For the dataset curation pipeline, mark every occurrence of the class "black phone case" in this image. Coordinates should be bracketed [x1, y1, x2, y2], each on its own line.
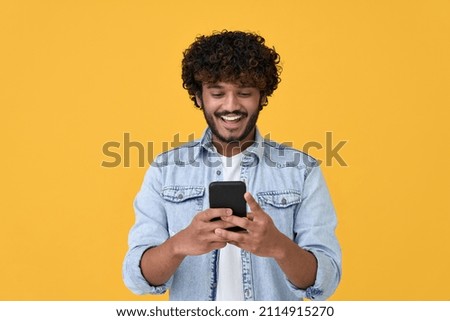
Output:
[209, 181, 246, 231]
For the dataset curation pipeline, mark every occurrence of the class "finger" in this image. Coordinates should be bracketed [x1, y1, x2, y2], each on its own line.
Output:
[244, 192, 262, 213]
[210, 219, 238, 230]
[211, 241, 228, 249]
[214, 228, 247, 243]
[200, 208, 232, 222]
[221, 214, 251, 230]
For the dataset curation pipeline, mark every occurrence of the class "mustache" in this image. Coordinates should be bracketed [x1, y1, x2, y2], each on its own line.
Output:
[214, 111, 248, 117]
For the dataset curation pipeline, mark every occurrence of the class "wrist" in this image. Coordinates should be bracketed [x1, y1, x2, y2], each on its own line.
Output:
[167, 232, 187, 259]
[271, 234, 291, 261]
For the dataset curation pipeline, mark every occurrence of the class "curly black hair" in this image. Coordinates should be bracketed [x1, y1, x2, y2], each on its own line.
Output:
[182, 30, 282, 108]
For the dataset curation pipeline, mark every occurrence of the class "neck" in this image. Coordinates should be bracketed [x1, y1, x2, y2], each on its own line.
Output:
[212, 130, 256, 157]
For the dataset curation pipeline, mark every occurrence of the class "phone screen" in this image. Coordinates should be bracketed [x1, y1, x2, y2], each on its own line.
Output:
[209, 181, 246, 231]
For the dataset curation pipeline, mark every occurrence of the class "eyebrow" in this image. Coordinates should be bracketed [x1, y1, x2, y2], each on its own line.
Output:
[205, 84, 224, 89]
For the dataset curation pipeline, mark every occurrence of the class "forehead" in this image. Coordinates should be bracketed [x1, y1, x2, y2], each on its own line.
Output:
[203, 82, 257, 90]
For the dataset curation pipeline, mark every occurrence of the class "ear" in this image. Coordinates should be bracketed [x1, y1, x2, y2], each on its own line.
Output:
[260, 94, 268, 108]
[195, 92, 203, 108]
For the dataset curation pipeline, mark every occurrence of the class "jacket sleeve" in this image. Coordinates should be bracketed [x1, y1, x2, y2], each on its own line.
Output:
[286, 165, 342, 300]
[122, 161, 173, 295]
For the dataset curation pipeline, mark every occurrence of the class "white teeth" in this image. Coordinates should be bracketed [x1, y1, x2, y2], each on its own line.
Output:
[221, 115, 242, 121]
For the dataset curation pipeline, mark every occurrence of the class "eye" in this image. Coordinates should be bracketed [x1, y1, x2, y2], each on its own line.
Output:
[211, 92, 224, 98]
[238, 92, 251, 97]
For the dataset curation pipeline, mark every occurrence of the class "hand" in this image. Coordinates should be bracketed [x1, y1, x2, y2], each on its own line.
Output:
[215, 192, 288, 259]
[172, 208, 236, 257]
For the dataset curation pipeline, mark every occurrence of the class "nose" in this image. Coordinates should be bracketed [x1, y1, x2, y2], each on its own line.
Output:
[222, 93, 239, 111]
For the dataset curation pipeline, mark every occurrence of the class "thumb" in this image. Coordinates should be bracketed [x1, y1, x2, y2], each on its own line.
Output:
[244, 192, 262, 213]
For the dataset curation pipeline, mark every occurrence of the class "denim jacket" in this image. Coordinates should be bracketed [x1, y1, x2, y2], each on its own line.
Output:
[123, 128, 341, 301]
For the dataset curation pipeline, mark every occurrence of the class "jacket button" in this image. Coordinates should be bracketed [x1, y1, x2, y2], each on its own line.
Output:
[216, 170, 221, 175]
[281, 198, 287, 205]
[177, 193, 184, 199]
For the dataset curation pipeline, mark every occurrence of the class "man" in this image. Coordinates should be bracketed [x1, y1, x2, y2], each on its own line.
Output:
[123, 30, 341, 300]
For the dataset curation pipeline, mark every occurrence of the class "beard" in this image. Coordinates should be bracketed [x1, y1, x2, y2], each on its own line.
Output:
[202, 108, 260, 144]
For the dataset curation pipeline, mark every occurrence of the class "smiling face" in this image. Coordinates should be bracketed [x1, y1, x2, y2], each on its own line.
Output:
[196, 82, 264, 156]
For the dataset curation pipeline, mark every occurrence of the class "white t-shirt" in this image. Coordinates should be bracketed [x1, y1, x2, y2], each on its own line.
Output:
[215, 152, 245, 301]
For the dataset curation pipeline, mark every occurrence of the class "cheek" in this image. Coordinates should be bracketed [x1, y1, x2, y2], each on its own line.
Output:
[202, 106, 216, 119]
[200, 96, 217, 110]
[245, 100, 261, 114]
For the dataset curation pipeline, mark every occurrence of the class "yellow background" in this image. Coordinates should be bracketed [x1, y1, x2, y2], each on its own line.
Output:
[1, 0, 449, 300]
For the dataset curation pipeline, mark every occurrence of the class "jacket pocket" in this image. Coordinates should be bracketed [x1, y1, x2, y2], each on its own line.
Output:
[161, 186, 205, 236]
[161, 185, 205, 204]
[256, 190, 302, 238]
[257, 190, 302, 208]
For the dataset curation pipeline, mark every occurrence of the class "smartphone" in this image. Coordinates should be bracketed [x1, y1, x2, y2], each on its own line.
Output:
[209, 181, 246, 232]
